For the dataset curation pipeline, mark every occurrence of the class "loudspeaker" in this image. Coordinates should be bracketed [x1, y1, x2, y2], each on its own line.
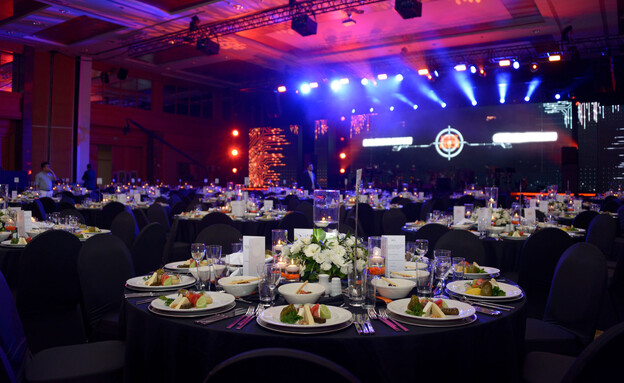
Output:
[117, 67, 128, 80]
[292, 14, 317, 36]
[395, 0, 422, 19]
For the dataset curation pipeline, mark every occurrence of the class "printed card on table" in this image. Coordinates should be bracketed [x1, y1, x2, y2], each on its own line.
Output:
[231, 201, 245, 217]
[529, 199, 537, 208]
[573, 200, 582, 212]
[382, 235, 405, 277]
[538, 201, 549, 213]
[243, 236, 265, 276]
[524, 208, 536, 225]
[453, 206, 465, 225]
[294, 228, 313, 240]
[263, 199, 273, 211]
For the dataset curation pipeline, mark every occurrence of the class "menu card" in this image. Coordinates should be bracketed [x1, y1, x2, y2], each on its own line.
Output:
[453, 206, 466, 225]
[294, 228, 313, 240]
[538, 201, 549, 213]
[529, 199, 538, 208]
[382, 235, 404, 277]
[573, 199, 582, 212]
[524, 208, 536, 225]
[231, 201, 245, 217]
[11, 191, 17, 199]
[243, 236, 265, 276]
[418, 192, 424, 199]
[263, 200, 273, 211]
[556, 194, 565, 202]
[359, 195, 368, 203]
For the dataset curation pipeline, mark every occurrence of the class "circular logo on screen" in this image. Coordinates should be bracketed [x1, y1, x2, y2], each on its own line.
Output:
[435, 126, 464, 160]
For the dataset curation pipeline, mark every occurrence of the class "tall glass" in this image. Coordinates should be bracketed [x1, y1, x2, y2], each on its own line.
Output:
[206, 245, 222, 291]
[257, 263, 280, 306]
[414, 239, 429, 260]
[313, 190, 340, 233]
[433, 249, 451, 297]
[271, 229, 287, 259]
[190, 243, 206, 290]
[464, 203, 474, 220]
[227, 242, 243, 277]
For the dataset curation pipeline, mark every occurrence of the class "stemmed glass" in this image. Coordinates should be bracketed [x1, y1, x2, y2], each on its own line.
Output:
[433, 250, 451, 297]
[257, 263, 281, 306]
[414, 239, 429, 261]
[206, 245, 222, 291]
[190, 243, 206, 290]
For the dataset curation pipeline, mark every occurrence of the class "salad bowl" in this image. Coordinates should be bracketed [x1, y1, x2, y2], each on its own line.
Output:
[279, 282, 325, 304]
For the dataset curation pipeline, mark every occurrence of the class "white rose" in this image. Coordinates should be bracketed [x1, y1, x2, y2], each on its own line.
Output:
[281, 246, 291, 257]
[290, 243, 301, 255]
[321, 262, 332, 271]
[304, 243, 321, 258]
[330, 251, 346, 267]
[302, 236, 311, 245]
[340, 265, 349, 275]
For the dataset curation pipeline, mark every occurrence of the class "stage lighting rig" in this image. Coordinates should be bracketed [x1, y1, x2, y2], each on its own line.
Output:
[395, 0, 422, 19]
[196, 36, 219, 55]
[292, 12, 317, 36]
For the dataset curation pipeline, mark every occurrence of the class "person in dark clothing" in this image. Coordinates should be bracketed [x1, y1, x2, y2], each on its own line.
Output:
[301, 163, 320, 193]
[82, 164, 97, 190]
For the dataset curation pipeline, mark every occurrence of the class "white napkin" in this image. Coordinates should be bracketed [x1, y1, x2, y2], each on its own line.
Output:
[225, 252, 243, 266]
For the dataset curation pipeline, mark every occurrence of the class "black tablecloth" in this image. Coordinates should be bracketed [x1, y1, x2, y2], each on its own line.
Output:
[123, 291, 526, 383]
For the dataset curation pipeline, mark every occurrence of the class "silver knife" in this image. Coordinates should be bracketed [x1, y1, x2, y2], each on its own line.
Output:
[473, 305, 501, 315]
[125, 292, 157, 298]
[195, 309, 247, 325]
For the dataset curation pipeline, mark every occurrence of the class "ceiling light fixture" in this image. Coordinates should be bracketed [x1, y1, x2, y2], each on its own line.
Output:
[292, 12, 317, 36]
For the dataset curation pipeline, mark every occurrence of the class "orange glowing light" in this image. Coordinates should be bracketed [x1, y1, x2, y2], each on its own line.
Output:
[232, 168, 238, 173]
[231, 149, 239, 156]
[438, 134, 460, 150]
[232, 129, 239, 137]
[340, 168, 346, 174]
[339, 152, 347, 159]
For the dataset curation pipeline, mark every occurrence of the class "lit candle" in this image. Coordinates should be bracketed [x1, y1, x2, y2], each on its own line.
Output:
[286, 263, 299, 273]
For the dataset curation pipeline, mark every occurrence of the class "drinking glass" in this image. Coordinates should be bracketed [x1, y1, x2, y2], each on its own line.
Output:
[464, 203, 474, 220]
[227, 242, 243, 277]
[190, 243, 206, 289]
[452, 257, 465, 280]
[257, 263, 280, 306]
[206, 245, 222, 291]
[414, 239, 429, 260]
[405, 241, 415, 261]
[271, 229, 287, 258]
[0, 184, 8, 209]
[433, 250, 451, 296]
[416, 257, 435, 297]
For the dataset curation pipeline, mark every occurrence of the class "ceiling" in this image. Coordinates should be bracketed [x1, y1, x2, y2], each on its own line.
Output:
[0, 0, 621, 89]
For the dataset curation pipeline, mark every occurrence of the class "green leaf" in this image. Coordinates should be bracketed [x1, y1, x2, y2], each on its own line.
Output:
[313, 228, 326, 243]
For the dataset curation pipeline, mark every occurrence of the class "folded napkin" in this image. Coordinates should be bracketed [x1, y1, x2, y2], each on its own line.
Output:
[225, 252, 243, 266]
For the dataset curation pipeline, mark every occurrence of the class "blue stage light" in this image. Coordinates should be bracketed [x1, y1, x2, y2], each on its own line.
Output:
[441, 102, 447, 108]
[330, 80, 341, 92]
[524, 96, 530, 102]
[395, 74, 404, 82]
[300, 83, 311, 94]
[413, 105, 418, 110]
[470, 65, 477, 74]
[513, 61, 520, 70]
[555, 93, 561, 100]
[390, 106, 395, 111]
[351, 108, 356, 114]
[472, 100, 477, 106]
[361, 78, 369, 85]
[370, 107, 374, 112]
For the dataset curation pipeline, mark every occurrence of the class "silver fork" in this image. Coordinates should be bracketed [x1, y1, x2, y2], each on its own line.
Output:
[352, 313, 363, 334]
[362, 314, 375, 334]
[227, 305, 254, 329]
[357, 314, 369, 334]
[368, 308, 398, 331]
[379, 308, 409, 332]
[236, 304, 263, 329]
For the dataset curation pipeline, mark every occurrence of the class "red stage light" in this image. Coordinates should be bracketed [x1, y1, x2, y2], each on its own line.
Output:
[340, 168, 346, 174]
[232, 168, 238, 173]
[339, 152, 347, 159]
[232, 129, 239, 137]
[231, 149, 239, 156]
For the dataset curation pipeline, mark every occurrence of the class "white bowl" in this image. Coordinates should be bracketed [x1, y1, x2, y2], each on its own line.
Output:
[404, 261, 428, 270]
[189, 264, 226, 281]
[373, 278, 416, 300]
[391, 269, 431, 284]
[218, 275, 260, 297]
[278, 282, 325, 304]
[0, 231, 12, 241]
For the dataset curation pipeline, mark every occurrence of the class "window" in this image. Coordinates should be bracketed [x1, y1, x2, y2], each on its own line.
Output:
[162, 85, 213, 119]
[91, 69, 152, 110]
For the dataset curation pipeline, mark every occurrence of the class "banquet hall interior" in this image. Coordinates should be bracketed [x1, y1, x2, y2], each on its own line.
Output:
[2, 0, 624, 382]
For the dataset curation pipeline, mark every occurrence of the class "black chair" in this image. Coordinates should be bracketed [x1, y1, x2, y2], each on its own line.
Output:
[294, 201, 314, 226]
[198, 212, 234, 233]
[402, 201, 422, 222]
[101, 201, 126, 230]
[170, 201, 187, 218]
[131, 223, 167, 276]
[455, 194, 475, 206]
[59, 208, 86, 225]
[601, 199, 621, 213]
[277, 211, 312, 242]
[38, 197, 57, 214]
[30, 199, 47, 221]
[57, 200, 75, 212]
[609, 250, 624, 322]
[0, 270, 125, 383]
[162, 218, 190, 264]
[338, 223, 355, 235]
[78, 234, 134, 341]
[536, 209, 546, 222]
[434, 229, 487, 265]
[381, 208, 407, 235]
[132, 208, 149, 230]
[586, 214, 617, 262]
[572, 210, 599, 230]
[111, 211, 139, 251]
[16, 230, 84, 353]
[519, 228, 573, 319]
[522, 321, 624, 383]
[283, 195, 299, 211]
[204, 348, 361, 383]
[147, 203, 170, 231]
[155, 196, 168, 204]
[60, 191, 76, 202]
[195, 224, 242, 255]
[524, 243, 607, 356]
[344, 216, 367, 238]
[419, 198, 436, 221]
[409, 223, 451, 258]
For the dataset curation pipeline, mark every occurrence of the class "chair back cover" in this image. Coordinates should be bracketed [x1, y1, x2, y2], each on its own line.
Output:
[544, 242, 607, 348]
[198, 212, 233, 233]
[419, 199, 436, 221]
[0, 271, 27, 383]
[294, 201, 314, 227]
[147, 203, 170, 231]
[519, 227, 573, 319]
[132, 208, 149, 230]
[38, 197, 57, 214]
[353, 203, 375, 237]
[78, 235, 134, 333]
[381, 208, 407, 235]
[131, 223, 167, 276]
[16, 230, 85, 353]
[572, 210, 599, 230]
[195, 224, 242, 255]
[434, 229, 487, 265]
[586, 214, 617, 261]
[102, 201, 126, 229]
[610, 251, 624, 322]
[111, 211, 139, 251]
[57, 200, 75, 212]
[277, 211, 312, 242]
[170, 201, 187, 218]
[204, 348, 361, 383]
[31, 199, 47, 221]
[601, 199, 621, 213]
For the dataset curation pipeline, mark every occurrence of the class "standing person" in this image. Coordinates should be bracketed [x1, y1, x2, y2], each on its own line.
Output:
[301, 163, 320, 193]
[34, 162, 57, 197]
[82, 164, 97, 190]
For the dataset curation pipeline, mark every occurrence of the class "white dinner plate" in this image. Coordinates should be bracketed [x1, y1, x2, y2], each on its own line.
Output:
[463, 266, 500, 279]
[256, 316, 353, 334]
[125, 274, 196, 291]
[164, 260, 208, 273]
[446, 280, 524, 301]
[258, 305, 352, 329]
[499, 232, 530, 240]
[386, 297, 475, 322]
[387, 311, 477, 328]
[148, 302, 236, 318]
[404, 261, 428, 270]
[79, 229, 111, 237]
[0, 240, 27, 247]
[149, 291, 235, 313]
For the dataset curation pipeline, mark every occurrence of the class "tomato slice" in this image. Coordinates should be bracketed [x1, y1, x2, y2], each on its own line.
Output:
[187, 293, 202, 306]
[310, 304, 319, 317]
[434, 299, 443, 308]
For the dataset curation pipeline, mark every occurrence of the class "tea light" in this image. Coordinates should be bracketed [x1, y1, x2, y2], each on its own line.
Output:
[370, 255, 383, 264]
[285, 261, 300, 281]
[273, 243, 283, 253]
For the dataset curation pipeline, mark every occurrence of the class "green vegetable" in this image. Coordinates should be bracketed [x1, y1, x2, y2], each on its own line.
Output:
[158, 295, 174, 306]
[281, 310, 303, 324]
[491, 286, 506, 296]
[319, 304, 331, 319]
[405, 306, 424, 317]
[406, 295, 424, 316]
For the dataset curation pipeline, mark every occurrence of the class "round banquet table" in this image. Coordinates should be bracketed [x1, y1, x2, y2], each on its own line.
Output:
[122, 292, 526, 383]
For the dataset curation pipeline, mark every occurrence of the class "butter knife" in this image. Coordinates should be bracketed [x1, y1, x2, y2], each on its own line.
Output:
[473, 306, 501, 316]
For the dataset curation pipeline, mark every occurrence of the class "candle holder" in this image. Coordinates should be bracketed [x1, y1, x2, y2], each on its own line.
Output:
[367, 236, 386, 277]
[284, 260, 300, 282]
[313, 190, 340, 234]
[271, 229, 287, 259]
[464, 203, 473, 219]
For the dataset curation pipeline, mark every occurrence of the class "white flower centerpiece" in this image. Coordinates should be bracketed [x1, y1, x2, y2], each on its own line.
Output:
[282, 228, 368, 281]
[470, 207, 512, 226]
[548, 201, 567, 216]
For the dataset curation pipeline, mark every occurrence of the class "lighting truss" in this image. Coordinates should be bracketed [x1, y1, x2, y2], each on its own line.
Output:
[128, 0, 388, 57]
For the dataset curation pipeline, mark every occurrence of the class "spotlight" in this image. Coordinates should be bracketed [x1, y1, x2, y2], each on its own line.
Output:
[370, 107, 374, 112]
[454, 64, 467, 72]
[277, 86, 287, 93]
[440, 102, 447, 108]
[413, 105, 418, 110]
[548, 54, 561, 62]
[231, 149, 239, 156]
[309, 82, 318, 88]
[500, 98, 505, 104]
[351, 108, 356, 113]
[555, 93, 561, 100]
[499, 59, 511, 67]
[472, 100, 477, 106]
[530, 63, 538, 73]
[395, 74, 404, 82]
[418, 68, 429, 76]
[300, 83, 311, 94]
[292, 13, 317, 36]
[479, 68, 486, 77]
[513, 61, 520, 70]
[361, 78, 369, 85]
[196, 37, 220, 55]
[470, 65, 477, 74]
[340, 168, 346, 174]
[524, 96, 530, 102]
[339, 152, 347, 159]
[232, 168, 238, 173]
[433, 70, 439, 77]
[232, 129, 239, 137]
[340, 78, 349, 85]
[390, 106, 395, 111]
[395, 0, 422, 19]
[377, 74, 388, 80]
[330, 80, 341, 92]
[340, 116, 345, 121]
